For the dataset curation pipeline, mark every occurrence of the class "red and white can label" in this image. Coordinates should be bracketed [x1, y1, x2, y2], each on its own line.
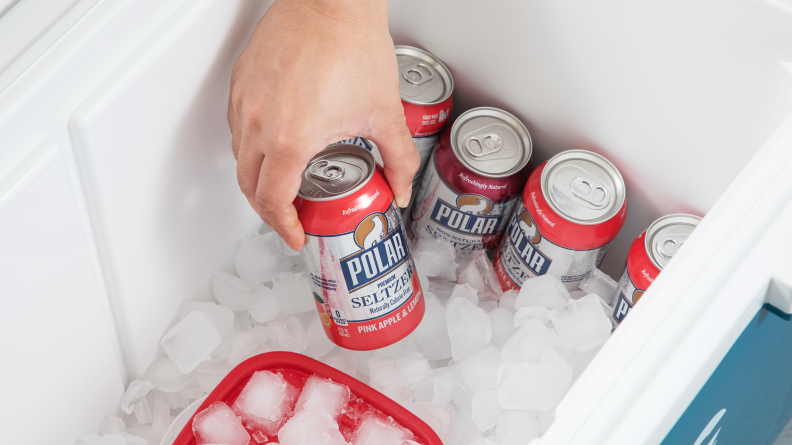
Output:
[411, 155, 519, 257]
[494, 200, 611, 290]
[301, 201, 423, 349]
[612, 231, 657, 325]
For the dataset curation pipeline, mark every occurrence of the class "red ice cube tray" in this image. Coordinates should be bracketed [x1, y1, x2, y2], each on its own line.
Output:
[172, 351, 443, 445]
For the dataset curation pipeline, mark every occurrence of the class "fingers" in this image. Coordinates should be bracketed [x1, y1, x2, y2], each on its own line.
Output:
[254, 146, 312, 250]
[369, 109, 420, 208]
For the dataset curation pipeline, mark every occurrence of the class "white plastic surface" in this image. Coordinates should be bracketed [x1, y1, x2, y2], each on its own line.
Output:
[1, 0, 791, 444]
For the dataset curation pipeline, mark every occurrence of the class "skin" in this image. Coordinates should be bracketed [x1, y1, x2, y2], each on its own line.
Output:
[229, 0, 419, 250]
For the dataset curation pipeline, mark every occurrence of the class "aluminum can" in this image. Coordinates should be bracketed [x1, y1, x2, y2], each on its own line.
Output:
[494, 150, 627, 291]
[410, 107, 533, 258]
[396, 46, 454, 193]
[612, 213, 701, 325]
[329, 137, 382, 165]
[295, 145, 425, 350]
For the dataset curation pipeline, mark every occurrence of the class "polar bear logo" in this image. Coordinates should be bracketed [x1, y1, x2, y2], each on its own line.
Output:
[519, 211, 542, 245]
[354, 213, 389, 249]
[457, 195, 493, 215]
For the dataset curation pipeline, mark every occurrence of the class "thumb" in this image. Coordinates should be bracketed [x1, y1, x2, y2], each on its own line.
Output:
[368, 109, 420, 208]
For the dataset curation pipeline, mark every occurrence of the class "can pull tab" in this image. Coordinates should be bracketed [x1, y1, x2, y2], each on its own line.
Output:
[308, 160, 345, 182]
[402, 63, 435, 85]
[657, 237, 681, 261]
[570, 177, 610, 209]
[464, 133, 503, 157]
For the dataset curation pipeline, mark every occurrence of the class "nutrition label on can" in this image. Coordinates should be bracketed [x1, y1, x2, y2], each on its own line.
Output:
[495, 201, 611, 290]
[411, 134, 440, 190]
[411, 156, 518, 257]
[301, 202, 421, 335]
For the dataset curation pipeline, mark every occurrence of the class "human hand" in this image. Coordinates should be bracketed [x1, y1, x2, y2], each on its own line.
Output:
[229, 0, 419, 250]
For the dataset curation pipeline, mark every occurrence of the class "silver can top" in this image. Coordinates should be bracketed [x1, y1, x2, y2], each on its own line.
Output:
[645, 213, 702, 269]
[450, 107, 533, 178]
[541, 150, 626, 225]
[298, 145, 375, 201]
[396, 45, 454, 105]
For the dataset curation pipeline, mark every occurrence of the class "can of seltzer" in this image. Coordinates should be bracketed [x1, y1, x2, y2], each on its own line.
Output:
[295, 145, 425, 350]
[396, 45, 454, 194]
[410, 107, 533, 258]
[494, 150, 627, 291]
[612, 214, 701, 325]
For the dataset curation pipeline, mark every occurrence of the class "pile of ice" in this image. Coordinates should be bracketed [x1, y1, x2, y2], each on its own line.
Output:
[74, 229, 618, 445]
[191, 370, 418, 445]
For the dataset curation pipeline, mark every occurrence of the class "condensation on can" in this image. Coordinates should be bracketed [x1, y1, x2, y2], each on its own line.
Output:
[494, 150, 628, 291]
[295, 145, 425, 350]
[396, 45, 454, 193]
[612, 213, 701, 324]
[410, 107, 533, 258]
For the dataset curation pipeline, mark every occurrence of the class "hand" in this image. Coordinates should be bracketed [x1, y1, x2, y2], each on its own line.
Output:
[228, 0, 419, 251]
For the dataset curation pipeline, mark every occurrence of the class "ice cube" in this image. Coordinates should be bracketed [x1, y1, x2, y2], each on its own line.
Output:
[133, 397, 152, 424]
[294, 375, 351, 420]
[235, 310, 253, 331]
[500, 319, 570, 364]
[161, 312, 222, 373]
[432, 369, 459, 407]
[408, 401, 454, 441]
[234, 232, 292, 283]
[306, 318, 335, 358]
[118, 430, 148, 445]
[395, 354, 434, 389]
[272, 272, 316, 314]
[252, 430, 268, 443]
[412, 236, 458, 281]
[368, 355, 413, 404]
[538, 409, 555, 434]
[279, 410, 348, 445]
[498, 290, 519, 313]
[178, 302, 235, 359]
[451, 345, 502, 397]
[192, 401, 250, 445]
[471, 439, 496, 445]
[549, 294, 612, 352]
[351, 412, 414, 445]
[514, 275, 571, 310]
[496, 349, 573, 410]
[150, 401, 172, 442]
[457, 251, 504, 301]
[319, 348, 357, 378]
[446, 297, 491, 361]
[212, 271, 260, 311]
[232, 370, 299, 435]
[247, 285, 282, 323]
[267, 317, 308, 353]
[377, 336, 419, 358]
[120, 380, 153, 414]
[428, 279, 457, 305]
[449, 412, 483, 445]
[195, 359, 234, 393]
[418, 269, 430, 295]
[410, 297, 452, 360]
[580, 268, 618, 306]
[228, 326, 271, 366]
[569, 290, 587, 300]
[488, 308, 515, 350]
[445, 283, 479, 308]
[565, 345, 602, 379]
[97, 414, 126, 436]
[355, 350, 376, 377]
[471, 391, 501, 432]
[495, 411, 540, 445]
[513, 306, 551, 328]
[73, 435, 126, 445]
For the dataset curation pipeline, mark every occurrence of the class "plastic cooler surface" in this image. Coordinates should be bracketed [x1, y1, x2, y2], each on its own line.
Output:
[172, 351, 442, 445]
[660, 304, 792, 445]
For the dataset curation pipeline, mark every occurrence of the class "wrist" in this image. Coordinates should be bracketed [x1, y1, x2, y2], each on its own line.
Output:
[286, 0, 388, 28]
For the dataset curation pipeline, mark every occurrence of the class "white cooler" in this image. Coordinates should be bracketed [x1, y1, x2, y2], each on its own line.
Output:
[1, 0, 791, 444]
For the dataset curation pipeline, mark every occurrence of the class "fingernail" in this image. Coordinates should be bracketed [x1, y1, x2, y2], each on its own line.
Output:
[398, 184, 413, 208]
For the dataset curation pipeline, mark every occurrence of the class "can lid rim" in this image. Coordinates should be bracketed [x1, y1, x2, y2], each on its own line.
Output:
[297, 145, 376, 201]
[449, 107, 533, 178]
[395, 45, 454, 105]
[540, 149, 626, 225]
[644, 213, 702, 270]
